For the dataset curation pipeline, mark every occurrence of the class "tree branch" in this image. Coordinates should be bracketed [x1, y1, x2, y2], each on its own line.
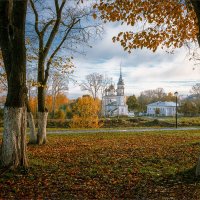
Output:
[44, 18, 79, 84]
[29, 0, 41, 38]
[43, 0, 66, 60]
[41, 19, 55, 35]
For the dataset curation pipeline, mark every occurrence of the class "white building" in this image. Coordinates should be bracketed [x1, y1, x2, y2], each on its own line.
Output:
[147, 101, 178, 116]
[102, 69, 128, 117]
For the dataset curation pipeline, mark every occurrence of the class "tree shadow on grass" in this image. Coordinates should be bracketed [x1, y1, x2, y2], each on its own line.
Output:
[146, 166, 200, 199]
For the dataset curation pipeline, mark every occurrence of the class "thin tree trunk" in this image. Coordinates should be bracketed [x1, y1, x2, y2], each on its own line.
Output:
[37, 112, 48, 145]
[28, 112, 36, 144]
[37, 86, 48, 144]
[26, 96, 36, 144]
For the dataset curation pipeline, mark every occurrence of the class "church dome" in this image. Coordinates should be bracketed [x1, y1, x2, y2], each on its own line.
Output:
[109, 84, 115, 90]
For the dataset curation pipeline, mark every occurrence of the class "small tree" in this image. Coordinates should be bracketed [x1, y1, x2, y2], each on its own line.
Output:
[29, 0, 102, 144]
[126, 95, 138, 112]
[70, 96, 101, 128]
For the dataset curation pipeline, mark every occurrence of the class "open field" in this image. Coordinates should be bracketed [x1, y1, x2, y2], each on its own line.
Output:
[1, 130, 200, 199]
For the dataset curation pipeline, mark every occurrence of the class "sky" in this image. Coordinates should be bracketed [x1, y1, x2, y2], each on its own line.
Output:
[67, 23, 200, 99]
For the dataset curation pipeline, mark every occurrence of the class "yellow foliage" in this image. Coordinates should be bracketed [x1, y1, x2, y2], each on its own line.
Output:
[70, 96, 101, 128]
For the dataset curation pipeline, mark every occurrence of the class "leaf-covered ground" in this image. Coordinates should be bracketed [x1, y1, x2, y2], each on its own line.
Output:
[1, 130, 200, 199]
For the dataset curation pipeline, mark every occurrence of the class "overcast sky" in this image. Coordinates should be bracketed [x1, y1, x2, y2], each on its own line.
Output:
[67, 22, 200, 99]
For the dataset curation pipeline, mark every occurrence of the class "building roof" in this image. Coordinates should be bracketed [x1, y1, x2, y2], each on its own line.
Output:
[147, 101, 177, 107]
[107, 84, 115, 92]
[117, 71, 124, 85]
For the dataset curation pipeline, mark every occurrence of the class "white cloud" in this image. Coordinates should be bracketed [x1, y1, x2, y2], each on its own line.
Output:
[68, 22, 200, 98]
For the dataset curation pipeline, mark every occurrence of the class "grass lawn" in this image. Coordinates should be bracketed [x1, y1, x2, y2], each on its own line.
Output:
[1, 130, 200, 199]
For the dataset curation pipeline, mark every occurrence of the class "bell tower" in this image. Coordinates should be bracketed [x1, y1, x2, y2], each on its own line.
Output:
[116, 65, 124, 96]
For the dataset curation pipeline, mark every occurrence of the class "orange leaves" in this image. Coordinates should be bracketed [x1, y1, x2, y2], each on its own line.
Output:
[29, 97, 37, 114]
[97, 0, 198, 52]
[92, 13, 97, 20]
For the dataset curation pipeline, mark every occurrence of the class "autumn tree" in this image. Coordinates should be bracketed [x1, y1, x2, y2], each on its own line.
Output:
[180, 100, 198, 116]
[126, 95, 138, 111]
[70, 96, 101, 128]
[29, 0, 102, 144]
[0, 0, 28, 168]
[162, 92, 177, 102]
[97, 0, 200, 176]
[50, 73, 69, 118]
[46, 93, 69, 118]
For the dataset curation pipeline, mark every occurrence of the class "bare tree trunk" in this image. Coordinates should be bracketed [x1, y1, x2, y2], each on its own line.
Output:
[37, 85, 48, 144]
[37, 112, 48, 145]
[28, 112, 36, 144]
[1, 107, 28, 168]
[26, 96, 36, 144]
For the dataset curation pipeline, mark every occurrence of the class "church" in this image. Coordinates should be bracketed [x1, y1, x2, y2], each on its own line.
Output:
[102, 68, 128, 117]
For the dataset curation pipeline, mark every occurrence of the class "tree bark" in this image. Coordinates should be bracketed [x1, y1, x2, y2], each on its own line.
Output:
[26, 96, 36, 144]
[37, 85, 48, 144]
[1, 107, 27, 168]
[0, 0, 28, 169]
[28, 112, 36, 144]
[37, 112, 48, 145]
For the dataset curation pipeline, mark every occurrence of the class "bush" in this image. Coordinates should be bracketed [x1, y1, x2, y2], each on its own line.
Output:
[70, 116, 99, 128]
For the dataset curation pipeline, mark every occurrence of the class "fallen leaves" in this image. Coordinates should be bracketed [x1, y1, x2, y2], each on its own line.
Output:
[0, 130, 200, 199]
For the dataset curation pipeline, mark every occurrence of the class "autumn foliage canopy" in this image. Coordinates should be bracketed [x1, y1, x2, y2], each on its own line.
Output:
[97, 0, 198, 52]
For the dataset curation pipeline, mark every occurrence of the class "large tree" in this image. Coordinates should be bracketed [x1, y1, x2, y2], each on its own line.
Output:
[97, 0, 200, 176]
[0, 0, 28, 168]
[29, 0, 102, 144]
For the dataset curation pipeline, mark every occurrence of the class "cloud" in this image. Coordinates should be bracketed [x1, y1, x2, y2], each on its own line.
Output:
[68, 23, 200, 98]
